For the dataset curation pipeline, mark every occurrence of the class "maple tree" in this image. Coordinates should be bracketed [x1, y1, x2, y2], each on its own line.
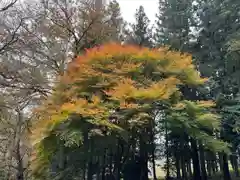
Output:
[30, 43, 223, 179]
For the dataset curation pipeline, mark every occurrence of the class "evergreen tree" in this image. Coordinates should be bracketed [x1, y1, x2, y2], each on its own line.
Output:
[106, 0, 125, 42]
[125, 6, 152, 47]
[193, 0, 240, 179]
[155, 0, 195, 51]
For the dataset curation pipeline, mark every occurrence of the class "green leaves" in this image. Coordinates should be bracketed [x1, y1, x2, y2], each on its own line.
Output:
[58, 129, 83, 147]
[168, 100, 228, 153]
[196, 113, 220, 131]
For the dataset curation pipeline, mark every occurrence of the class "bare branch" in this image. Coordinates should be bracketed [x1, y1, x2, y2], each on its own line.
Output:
[0, 0, 17, 12]
[0, 18, 23, 54]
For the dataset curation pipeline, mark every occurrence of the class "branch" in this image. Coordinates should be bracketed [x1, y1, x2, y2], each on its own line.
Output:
[0, 18, 23, 54]
[0, 0, 17, 12]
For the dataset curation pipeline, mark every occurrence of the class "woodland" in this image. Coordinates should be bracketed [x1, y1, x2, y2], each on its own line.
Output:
[0, 0, 240, 180]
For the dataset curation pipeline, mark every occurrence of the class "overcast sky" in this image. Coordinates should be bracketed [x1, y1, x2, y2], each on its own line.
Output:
[116, 0, 159, 23]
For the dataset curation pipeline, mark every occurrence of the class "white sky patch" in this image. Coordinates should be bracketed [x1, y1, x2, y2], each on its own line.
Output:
[117, 0, 159, 24]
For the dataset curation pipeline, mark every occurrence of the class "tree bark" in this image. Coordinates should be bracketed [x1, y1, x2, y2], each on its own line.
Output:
[102, 149, 106, 180]
[222, 153, 231, 180]
[199, 143, 208, 180]
[181, 156, 187, 180]
[87, 140, 93, 180]
[16, 139, 24, 180]
[113, 140, 121, 180]
[231, 153, 239, 177]
[165, 124, 170, 179]
[175, 152, 181, 180]
[190, 138, 201, 180]
[16, 111, 24, 180]
[140, 135, 148, 180]
[150, 127, 157, 180]
[187, 159, 193, 178]
[206, 159, 212, 177]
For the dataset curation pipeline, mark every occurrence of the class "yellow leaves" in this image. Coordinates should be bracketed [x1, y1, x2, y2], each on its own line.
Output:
[174, 102, 186, 110]
[120, 101, 139, 109]
[134, 77, 180, 100]
[31, 43, 208, 159]
[61, 102, 76, 112]
[105, 76, 181, 102]
[105, 78, 136, 100]
[197, 100, 215, 108]
[59, 96, 106, 119]
[92, 95, 101, 105]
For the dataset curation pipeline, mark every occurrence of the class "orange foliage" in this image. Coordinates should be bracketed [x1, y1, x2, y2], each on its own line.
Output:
[31, 43, 206, 151]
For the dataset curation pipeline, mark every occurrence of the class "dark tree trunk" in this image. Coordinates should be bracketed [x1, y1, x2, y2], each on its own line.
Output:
[231, 153, 239, 177]
[206, 159, 212, 177]
[165, 124, 170, 179]
[190, 138, 201, 180]
[87, 161, 93, 180]
[175, 153, 181, 180]
[140, 136, 148, 180]
[114, 140, 122, 180]
[212, 155, 218, 174]
[151, 148, 157, 180]
[102, 150, 106, 180]
[181, 156, 187, 180]
[222, 153, 231, 180]
[96, 158, 101, 180]
[16, 139, 24, 180]
[187, 159, 193, 178]
[150, 122, 157, 180]
[219, 153, 223, 174]
[199, 143, 208, 180]
[87, 140, 93, 180]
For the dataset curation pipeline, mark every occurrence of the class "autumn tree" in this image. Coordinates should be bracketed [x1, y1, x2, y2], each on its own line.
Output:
[30, 43, 224, 180]
[0, 1, 125, 179]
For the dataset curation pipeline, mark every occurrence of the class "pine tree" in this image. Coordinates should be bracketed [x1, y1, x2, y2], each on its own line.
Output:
[192, 0, 240, 179]
[155, 0, 195, 51]
[125, 6, 152, 47]
[106, 0, 125, 42]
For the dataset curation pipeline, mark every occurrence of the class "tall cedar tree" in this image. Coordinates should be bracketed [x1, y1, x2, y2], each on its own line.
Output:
[126, 6, 152, 47]
[193, 0, 240, 179]
[155, 0, 201, 179]
[155, 0, 195, 51]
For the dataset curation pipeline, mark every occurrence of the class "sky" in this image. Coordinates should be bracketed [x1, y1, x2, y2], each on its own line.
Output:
[116, 0, 159, 23]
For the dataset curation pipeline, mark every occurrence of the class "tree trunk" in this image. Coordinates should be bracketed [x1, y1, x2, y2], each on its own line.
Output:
[187, 159, 193, 178]
[87, 161, 93, 180]
[206, 159, 212, 177]
[151, 148, 157, 180]
[219, 153, 223, 174]
[140, 136, 148, 180]
[199, 143, 208, 180]
[165, 125, 170, 179]
[16, 139, 24, 180]
[114, 140, 121, 180]
[190, 138, 201, 180]
[181, 156, 187, 180]
[102, 150, 106, 180]
[150, 123, 157, 180]
[87, 140, 93, 180]
[175, 153, 181, 180]
[222, 153, 231, 180]
[16, 111, 24, 180]
[231, 153, 239, 177]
